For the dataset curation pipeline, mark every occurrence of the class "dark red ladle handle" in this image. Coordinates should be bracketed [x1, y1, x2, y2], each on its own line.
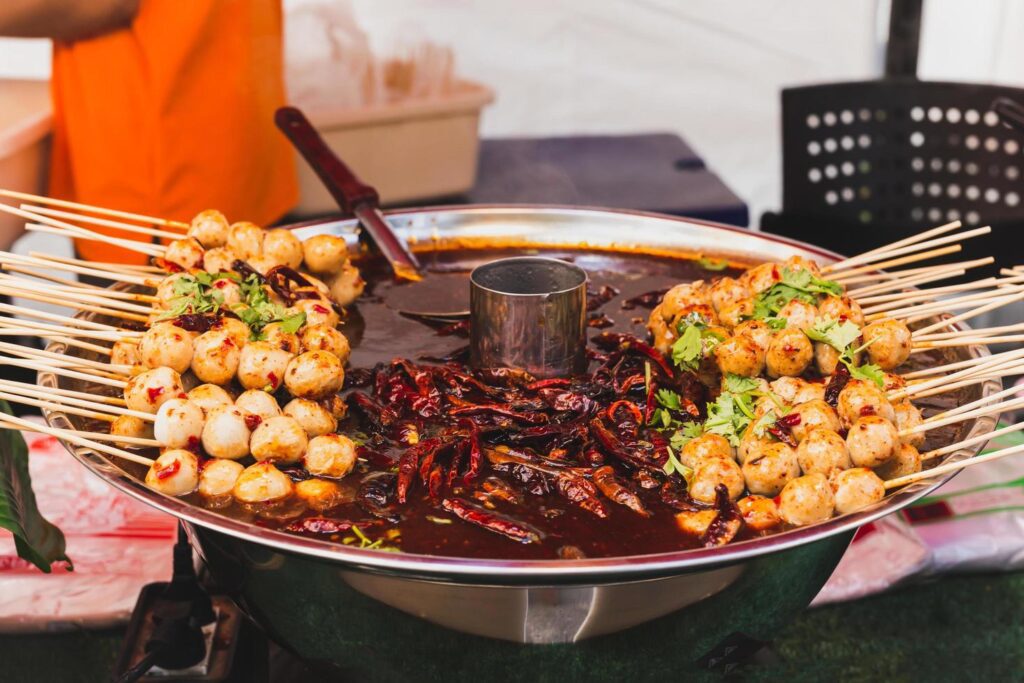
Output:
[274, 106, 421, 277]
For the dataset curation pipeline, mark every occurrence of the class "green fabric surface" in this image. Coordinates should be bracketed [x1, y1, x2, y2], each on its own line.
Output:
[1, 572, 1021, 681]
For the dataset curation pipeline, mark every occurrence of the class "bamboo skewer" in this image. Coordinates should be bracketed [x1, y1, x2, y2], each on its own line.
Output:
[0, 330, 112, 355]
[885, 440, 1024, 490]
[922, 420, 1024, 461]
[0, 277, 154, 314]
[26, 223, 164, 258]
[858, 276, 1000, 306]
[0, 251, 154, 286]
[29, 252, 164, 275]
[0, 316, 136, 340]
[0, 270, 158, 303]
[825, 220, 962, 272]
[912, 335, 1024, 351]
[1, 263, 106, 290]
[0, 303, 125, 332]
[891, 348, 1024, 400]
[914, 288, 1024, 335]
[0, 411, 154, 467]
[826, 225, 991, 276]
[0, 389, 118, 423]
[915, 322, 1024, 342]
[898, 395, 1024, 437]
[0, 283, 150, 322]
[0, 339, 127, 373]
[0, 188, 187, 229]
[0, 383, 148, 419]
[830, 244, 963, 282]
[867, 284, 1024, 322]
[926, 383, 1024, 423]
[0, 378, 126, 406]
[21, 205, 184, 241]
[0, 357, 126, 387]
[842, 260, 990, 296]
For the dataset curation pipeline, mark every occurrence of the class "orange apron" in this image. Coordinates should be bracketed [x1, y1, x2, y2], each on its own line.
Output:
[49, 0, 298, 265]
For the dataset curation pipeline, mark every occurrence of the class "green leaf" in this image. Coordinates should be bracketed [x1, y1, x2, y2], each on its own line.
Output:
[723, 374, 759, 394]
[0, 401, 71, 572]
[751, 409, 778, 438]
[670, 421, 705, 451]
[662, 446, 692, 481]
[697, 255, 729, 271]
[850, 362, 886, 387]
[277, 312, 307, 334]
[751, 268, 843, 324]
[806, 317, 862, 352]
[671, 324, 703, 371]
[656, 389, 683, 411]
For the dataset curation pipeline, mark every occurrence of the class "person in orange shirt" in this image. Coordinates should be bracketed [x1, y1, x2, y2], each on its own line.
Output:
[0, 0, 298, 264]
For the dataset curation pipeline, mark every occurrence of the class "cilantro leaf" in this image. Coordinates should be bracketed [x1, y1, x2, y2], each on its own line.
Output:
[806, 317, 862, 352]
[751, 409, 778, 438]
[723, 374, 760, 394]
[278, 312, 307, 334]
[751, 268, 843, 324]
[849, 362, 886, 387]
[656, 389, 683, 411]
[662, 445, 692, 481]
[670, 421, 705, 451]
[697, 256, 729, 271]
[671, 325, 703, 371]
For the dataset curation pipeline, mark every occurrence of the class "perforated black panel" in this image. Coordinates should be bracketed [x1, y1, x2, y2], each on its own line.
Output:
[781, 79, 1024, 229]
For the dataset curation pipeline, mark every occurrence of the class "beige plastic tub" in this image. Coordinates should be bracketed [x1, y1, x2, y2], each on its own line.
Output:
[293, 80, 493, 215]
[0, 80, 51, 243]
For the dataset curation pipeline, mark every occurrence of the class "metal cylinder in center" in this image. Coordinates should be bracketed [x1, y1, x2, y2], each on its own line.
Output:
[469, 256, 588, 378]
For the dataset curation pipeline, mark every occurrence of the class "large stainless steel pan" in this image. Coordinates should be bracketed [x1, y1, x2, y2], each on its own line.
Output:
[41, 206, 998, 679]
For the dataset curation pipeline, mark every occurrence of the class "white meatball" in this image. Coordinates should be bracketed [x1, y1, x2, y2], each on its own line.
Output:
[737, 495, 782, 532]
[819, 295, 865, 326]
[191, 330, 241, 385]
[227, 221, 266, 260]
[661, 281, 712, 318]
[284, 351, 345, 400]
[862, 319, 913, 371]
[153, 398, 205, 450]
[298, 324, 350, 362]
[742, 441, 801, 496]
[778, 473, 835, 526]
[326, 264, 365, 308]
[233, 462, 294, 504]
[187, 383, 234, 413]
[210, 277, 242, 306]
[796, 427, 851, 475]
[738, 428, 773, 465]
[164, 238, 205, 270]
[138, 322, 194, 373]
[765, 327, 813, 378]
[679, 433, 735, 469]
[203, 246, 238, 274]
[793, 381, 826, 404]
[110, 414, 154, 447]
[689, 456, 745, 503]
[262, 229, 304, 269]
[304, 434, 357, 478]
[831, 467, 885, 515]
[111, 340, 141, 367]
[250, 415, 308, 464]
[837, 380, 895, 429]
[875, 443, 922, 480]
[283, 398, 337, 437]
[777, 299, 818, 332]
[212, 317, 251, 347]
[302, 234, 350, 274]
[893, 401, 926, 448]
[237, 341, 294, 391]
[733, 320, 773, 355]
[235, 389, 282, 421]
[198, 459, 244, 499]
[769, 376, 809, 405]
[201, 405, 254, 460]
[261, 322, 300, 354]
[289, 298, 340, 329]
[789, 400, 842, 443]
[741, 262, 783, 294]
[294, 478, 347, 511]
[154, 273, 190, 309]
[125, 367, 186, 414]
[714, 335, 765, 378]
[846, 416, 899, 468]
[717, 299, 753, 330]
[814, 341, 842, 376]
[709, 276, 750, 314]
[188, 209, 229, 248]
[145, 449, 200, 496]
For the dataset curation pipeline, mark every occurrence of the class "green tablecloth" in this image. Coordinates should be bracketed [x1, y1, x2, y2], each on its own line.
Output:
[2, 571, 1021, 682]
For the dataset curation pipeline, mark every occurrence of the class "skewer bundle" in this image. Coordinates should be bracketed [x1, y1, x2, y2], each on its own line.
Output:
[0, 189, 1021, 542]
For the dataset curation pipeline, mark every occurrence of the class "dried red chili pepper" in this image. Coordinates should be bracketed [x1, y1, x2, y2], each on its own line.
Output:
[441, 498, 541, 544]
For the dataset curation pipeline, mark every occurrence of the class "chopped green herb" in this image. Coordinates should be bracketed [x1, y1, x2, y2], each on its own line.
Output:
[277, 312, 307, 334]
[723, 374, 760, 394]
[669, 421, 705, 451]
[425, 515, 453, 525]
[751, 408, 778, 438]
[838, 337, 885, 388]
[662, 445, 692, 481]
[697, 255, 729, 271]
[671, 325, 703, 371]
[656, 388, 683, 411]
[806, 317, 862, 352]
[751, 268, 843, 324]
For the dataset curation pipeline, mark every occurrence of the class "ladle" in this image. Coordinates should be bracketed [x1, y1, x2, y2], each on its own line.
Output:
[275, 107, 471, 319]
